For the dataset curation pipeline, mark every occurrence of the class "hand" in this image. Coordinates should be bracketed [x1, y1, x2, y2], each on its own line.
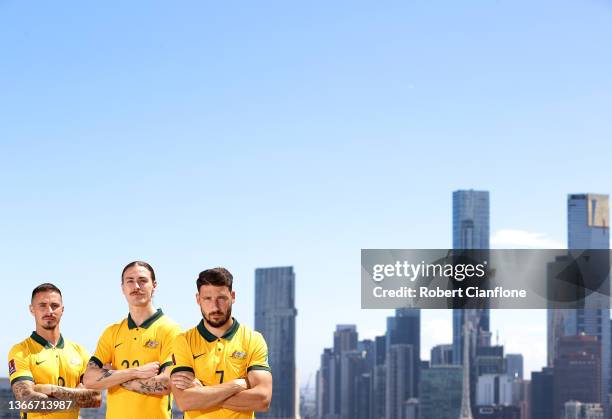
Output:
[134, 362, 160, 379]
[103, 363, 113, 370]
[171, 372, 197, 390]
[230, 378, 248, 390]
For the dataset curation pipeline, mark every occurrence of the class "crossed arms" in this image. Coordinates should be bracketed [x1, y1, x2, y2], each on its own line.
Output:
[171, 369, 272, 413]
[82, 359, 171, 396]
[11, 380, 101, 412]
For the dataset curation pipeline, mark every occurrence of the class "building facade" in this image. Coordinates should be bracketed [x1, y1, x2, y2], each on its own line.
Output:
[255, 266, 298, 419]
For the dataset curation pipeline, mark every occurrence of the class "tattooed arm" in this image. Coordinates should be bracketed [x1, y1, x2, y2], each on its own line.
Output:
[82, 360, 160, 390]
[34, 383, 101, 408]
[11, 381, 79, 412]
[120, 366, 171, 396]
[12, 380, 50, 409]
[170, 371, 247, 412]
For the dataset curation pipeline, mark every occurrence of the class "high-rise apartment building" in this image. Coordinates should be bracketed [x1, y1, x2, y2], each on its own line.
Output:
[452, 189, 491, 365]
[255, 266, 298, 419]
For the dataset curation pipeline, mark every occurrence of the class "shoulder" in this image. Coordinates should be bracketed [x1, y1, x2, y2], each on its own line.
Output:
[66, 339, 89, 356]
[237, 323, 267, 347]
[157, 315, 183, 335]
[8, 338, 30, 358]
[100, 319, 127, 336]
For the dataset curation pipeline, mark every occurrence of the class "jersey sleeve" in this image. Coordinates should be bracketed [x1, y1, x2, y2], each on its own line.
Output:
[170, 333, 194, 376]
[90, 326, 113, 368]
[160, 322, 183, 372]
[247, 332, 271, 373]
[8, 344, 34, 385]
[76, 344, 92, 380]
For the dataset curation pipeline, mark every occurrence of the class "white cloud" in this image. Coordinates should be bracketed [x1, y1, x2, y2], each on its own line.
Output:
[491, 229, 564, 249]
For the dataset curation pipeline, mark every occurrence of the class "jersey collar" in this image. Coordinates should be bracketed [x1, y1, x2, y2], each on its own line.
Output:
[127, 308, 164, 329]
[197, 318, 240, 342]
[31, 331, 65, 349]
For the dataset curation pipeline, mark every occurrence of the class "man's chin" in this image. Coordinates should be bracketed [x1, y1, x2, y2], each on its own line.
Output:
[129, 297, 150, 306]
[206, 317, 230, 328]
[42, 323, 57, 330]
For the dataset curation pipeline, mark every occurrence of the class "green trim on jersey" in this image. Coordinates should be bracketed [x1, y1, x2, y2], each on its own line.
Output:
[247, 365, 272, 372]
[10, 375, 34, 385]
[197, 318, 240, 342]
[127, 308, 164, 329]
[30, 332, 64, 349]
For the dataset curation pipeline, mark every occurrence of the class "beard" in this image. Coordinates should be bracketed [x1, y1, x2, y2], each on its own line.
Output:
[41, 320, 58, 330]
[202, 307, 232, 328]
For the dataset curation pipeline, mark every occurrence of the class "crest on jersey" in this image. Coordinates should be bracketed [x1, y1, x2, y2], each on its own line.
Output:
[8, 359, 16, 376]
[70, 357, 81, 366]
[144, 339, 160, 349]
[230, 351, 247, 360]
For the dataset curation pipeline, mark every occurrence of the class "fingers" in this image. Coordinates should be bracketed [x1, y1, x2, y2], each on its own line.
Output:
[171, 375, 195, 390]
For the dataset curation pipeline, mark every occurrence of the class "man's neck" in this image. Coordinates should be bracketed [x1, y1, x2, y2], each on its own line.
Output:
[35, 327, 61, 346]
[129, 304, 157, 327]
[205, 317, 234, 338]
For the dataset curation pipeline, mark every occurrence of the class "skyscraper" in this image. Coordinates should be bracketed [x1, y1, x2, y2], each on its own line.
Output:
[504, 354, 524, 380]
[531, 367, 554, 419]
[452, 189, 491, 366]
[419, 365, 463, 419]
[548, 194, 610, 414]
[553, 335, 602, 418]
[385, 308, 420, 397]
[431, 344, 454, 366]
[255, 266, 298, 419]
[385, 344, 414, 419]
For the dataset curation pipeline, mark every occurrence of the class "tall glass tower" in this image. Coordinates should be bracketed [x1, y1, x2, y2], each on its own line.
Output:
[548, 194, 610, 414]
[452, 189, 491, 365]
[255, 266, 298, 419]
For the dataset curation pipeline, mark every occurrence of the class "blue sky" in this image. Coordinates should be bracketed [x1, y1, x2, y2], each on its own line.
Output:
[1, 0, 612, 386]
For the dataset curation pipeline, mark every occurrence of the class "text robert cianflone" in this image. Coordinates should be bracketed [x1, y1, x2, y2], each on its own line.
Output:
[371, 260, 487, 282]
[372, 286, 527, 299]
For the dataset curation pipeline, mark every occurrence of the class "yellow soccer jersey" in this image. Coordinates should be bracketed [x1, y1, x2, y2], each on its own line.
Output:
[171, 318, 271, 419]
[90, 309, 182, 419]
[8, 332, 90, 419]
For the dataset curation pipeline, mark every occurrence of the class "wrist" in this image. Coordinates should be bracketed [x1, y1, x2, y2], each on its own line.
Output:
[128, 368, 140, 380]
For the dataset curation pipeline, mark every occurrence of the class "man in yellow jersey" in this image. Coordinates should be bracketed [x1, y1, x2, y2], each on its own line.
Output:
[8, 283, 101, 419]
[82, 261, 182, 419]
[170, 267, 272, 419]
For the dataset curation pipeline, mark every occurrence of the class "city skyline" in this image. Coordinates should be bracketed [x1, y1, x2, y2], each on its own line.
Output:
[2, 0, 612, 406]
[1, 191, 610, 386]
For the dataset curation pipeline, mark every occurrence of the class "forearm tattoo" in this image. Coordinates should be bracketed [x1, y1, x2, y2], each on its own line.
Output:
[49, 386, 101, 408]
[12, 381, 48, 403]
[120, 376, 169, 395]
[12, 381, 100, 410]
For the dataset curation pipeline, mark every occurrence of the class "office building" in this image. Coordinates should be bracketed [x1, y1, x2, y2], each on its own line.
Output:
[255, 266, 298, 419]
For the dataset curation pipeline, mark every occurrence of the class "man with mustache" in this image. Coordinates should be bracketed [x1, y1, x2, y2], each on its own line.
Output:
[170, 267, 272, 419]
[8, 283, 101, 419]
[83, 261, 182, 418]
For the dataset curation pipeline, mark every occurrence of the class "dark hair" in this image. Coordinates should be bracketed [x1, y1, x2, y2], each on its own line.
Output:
[197, 267, 233, 292]
[121, 261, 156, 284]
[31, 283, 62, 302]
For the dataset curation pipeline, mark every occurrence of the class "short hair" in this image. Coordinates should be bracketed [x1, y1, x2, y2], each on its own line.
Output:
[121, 261, 156, 283]
[197, 267, 233, 292]
[31, 283, 62, 302]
